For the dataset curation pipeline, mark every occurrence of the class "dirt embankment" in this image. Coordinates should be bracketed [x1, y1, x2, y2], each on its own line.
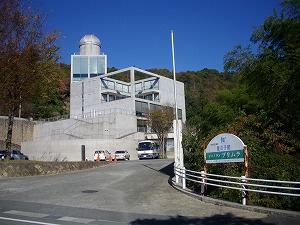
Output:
[0, 161, 108, 178]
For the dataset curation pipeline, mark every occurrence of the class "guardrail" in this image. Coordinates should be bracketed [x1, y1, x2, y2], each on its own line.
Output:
[174, 165, 300, 206]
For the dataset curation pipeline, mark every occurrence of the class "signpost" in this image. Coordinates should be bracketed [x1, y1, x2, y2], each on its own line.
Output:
[205, 133, 245, 164]
[204, 133, 249, 204]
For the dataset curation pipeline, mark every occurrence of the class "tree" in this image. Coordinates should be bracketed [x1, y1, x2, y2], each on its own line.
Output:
[147, 105, 174, 158]
[0, 0, 61, 153]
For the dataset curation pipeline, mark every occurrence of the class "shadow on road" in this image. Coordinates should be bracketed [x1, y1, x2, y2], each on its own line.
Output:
[130, 213, 275, 225]
[142, 161, 175, 177]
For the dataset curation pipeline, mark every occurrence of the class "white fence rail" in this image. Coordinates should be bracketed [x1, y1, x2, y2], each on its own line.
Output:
[174, 165, 300, 205]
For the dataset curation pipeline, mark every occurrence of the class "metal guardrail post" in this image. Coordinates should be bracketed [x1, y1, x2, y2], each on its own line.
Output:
[241, 175, 248, 205]
[201, 170, 206, 195]
[175, 163, 179, 183]
[182, 167, 186, 189]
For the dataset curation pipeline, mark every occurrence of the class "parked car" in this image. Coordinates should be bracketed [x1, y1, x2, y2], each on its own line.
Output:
[94, 150, 111, 161]
[9, 150, 29, 160]
[0, 150, 6, 160]
[114, 150, 130, 160]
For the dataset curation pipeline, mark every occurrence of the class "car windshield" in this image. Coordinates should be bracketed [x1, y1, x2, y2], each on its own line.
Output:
[115, 151, 125, 154]
[95, 151, 104, 154]
[138, 142, 153, 151]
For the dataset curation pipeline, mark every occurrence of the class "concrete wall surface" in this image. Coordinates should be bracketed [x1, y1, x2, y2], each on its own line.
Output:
[33, 113, 138, 141]
[0, 116, 34, 149]
[21, 138, 143, 161]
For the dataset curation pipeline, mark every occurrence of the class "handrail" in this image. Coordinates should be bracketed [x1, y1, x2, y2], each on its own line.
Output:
[174, 165, 300, 206]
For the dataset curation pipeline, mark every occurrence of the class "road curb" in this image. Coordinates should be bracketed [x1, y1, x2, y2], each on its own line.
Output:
[170, 177, 300, 219]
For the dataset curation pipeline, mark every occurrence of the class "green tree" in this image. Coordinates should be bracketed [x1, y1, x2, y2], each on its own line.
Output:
[0, 0, 61, 152]
[147, 105, 174, 158]
[224, 0, 300, 154]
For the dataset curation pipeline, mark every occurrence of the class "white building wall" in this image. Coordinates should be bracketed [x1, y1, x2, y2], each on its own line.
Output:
[159, 77, 186, 122]
[22, 138, 143, 161]
[84, 78, 100, 113]
[70, 81, 83, 117]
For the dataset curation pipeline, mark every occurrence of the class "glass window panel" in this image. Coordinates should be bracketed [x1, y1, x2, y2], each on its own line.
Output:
[101, 79, 107, 89]
[135, 82, 142, 93]
[145, 94, 152, 101]
[135, 101, 148, 116]
[135, 101, 142, 116]
[90, 56, 97, 74]
[144, 81, 151, 90]
[152, 79, 159, 89]
[101, 94, 107, 102]
[150, 104, 160, 111]
[107, 80, 115, 90]
[109, 95, 115, 102]
[178, 109, 182, 120]
[141, 102, 148, 113]
[80, 56, 88, 75]
[116, 83, 122, 92]
[123, 85, 129, 93]
[73, 57, 80, 74]
[154, 93, 160, 102]
[97, 56, 105, 75]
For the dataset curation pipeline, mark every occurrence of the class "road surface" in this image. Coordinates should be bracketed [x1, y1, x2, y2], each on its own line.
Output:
[0, 159, 299, 224]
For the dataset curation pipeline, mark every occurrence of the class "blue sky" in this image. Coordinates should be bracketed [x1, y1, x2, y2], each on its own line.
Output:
[38, 0, 282, 72]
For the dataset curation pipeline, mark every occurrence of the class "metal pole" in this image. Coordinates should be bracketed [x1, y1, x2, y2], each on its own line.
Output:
[171, 30, 180, 168]
[182, 167, 186, 189]
[244, 145, 249, 204]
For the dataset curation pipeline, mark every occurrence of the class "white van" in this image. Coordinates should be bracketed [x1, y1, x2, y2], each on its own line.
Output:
[137, 140, 160, 159]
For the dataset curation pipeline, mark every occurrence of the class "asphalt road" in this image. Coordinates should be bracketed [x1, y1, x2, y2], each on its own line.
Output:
[0, 159, 299, 225]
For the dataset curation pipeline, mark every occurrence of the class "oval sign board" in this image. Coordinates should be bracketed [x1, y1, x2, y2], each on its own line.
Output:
[206, 133, 245, 164]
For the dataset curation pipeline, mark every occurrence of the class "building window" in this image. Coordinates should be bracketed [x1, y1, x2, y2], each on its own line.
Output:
[72, 56, 88, 81]
[144, 94, 152, 101]
[154, 93, 160, 102]
[109, 95, 115, 102]
[144, 79, 159, 90]
[135, 101, 148, 117]
[178, 108, 182, 120]
[137, 120, 147, 133]
[101, 79, 115, 90]
[123, 84, 129, 93]
[90, 56, 98, 76]
[150, 103, 160, 111]
[88, 56, 106, 77]
[135, 82, 142, 94]
[72, 55, 106, 81]
[101, 94, 107, 102]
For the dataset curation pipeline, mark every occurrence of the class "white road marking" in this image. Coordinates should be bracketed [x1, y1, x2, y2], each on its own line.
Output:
[4, 210, 49, 218]
[58, 216, 94, 223]
[0, 216, 60, 225]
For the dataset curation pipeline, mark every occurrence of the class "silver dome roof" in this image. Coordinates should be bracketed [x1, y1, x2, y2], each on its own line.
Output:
[79, 34, 101, 47]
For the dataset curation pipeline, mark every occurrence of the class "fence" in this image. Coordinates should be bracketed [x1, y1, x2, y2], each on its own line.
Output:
[174, 165, 300, 206]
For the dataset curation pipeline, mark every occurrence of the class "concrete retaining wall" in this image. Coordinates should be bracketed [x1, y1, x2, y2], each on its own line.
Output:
[21, 137, 144, 161]
[0, 116, 34, 149]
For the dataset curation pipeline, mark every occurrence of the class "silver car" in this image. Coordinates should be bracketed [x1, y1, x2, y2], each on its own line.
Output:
[114, 150, 130, 160]
[9, 150, 29, 160]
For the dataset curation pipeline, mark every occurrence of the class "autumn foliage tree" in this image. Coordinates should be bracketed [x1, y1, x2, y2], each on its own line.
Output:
[147, 105, 174, 158]
[0, 0, 61, 152]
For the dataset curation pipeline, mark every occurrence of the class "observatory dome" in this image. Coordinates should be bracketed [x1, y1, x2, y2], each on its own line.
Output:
[79, 34, 101, 55]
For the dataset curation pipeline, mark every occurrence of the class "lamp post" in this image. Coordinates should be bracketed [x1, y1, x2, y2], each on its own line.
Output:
[171, 30, 182, 183]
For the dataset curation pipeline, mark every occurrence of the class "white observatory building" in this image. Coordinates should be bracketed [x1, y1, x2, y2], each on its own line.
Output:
[22, 34, 186, 161]
[71, 34, 107, 82]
